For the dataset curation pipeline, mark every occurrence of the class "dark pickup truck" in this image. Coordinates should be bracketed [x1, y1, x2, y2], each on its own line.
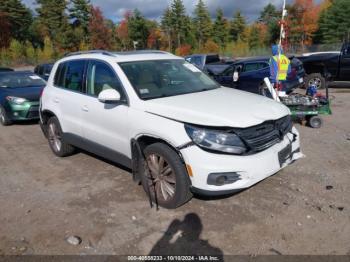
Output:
[297, 42, 350, 89]
[184, 54, 231, 75]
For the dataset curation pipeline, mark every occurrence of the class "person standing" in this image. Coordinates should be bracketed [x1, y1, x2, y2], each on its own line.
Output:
[269, 44, 291, 91]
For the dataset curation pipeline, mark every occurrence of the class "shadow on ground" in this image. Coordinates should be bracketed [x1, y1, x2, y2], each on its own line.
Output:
[149, 213, 223, 258]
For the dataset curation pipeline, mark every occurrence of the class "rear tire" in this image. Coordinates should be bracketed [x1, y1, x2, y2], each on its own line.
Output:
[47, 117, 75, 157]
[305, 73, 326, 89]
[141, 143, 192, 209]
[308, 116, 323, 129]
[0, 106, 12, 126]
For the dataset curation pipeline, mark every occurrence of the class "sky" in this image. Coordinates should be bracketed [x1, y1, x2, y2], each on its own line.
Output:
[21, 0, 321, 22]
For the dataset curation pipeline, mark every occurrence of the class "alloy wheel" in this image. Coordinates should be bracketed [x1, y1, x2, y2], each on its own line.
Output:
[48, 122, 62, 152]
[308, 77, 322, 89]
[146, 154, 176, 202]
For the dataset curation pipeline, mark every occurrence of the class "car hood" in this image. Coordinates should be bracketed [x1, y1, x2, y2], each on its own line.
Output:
[144, 87, 290, 128]
[2, 86, 44, 102]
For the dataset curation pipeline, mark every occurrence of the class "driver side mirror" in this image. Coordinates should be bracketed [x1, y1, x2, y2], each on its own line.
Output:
[98, 89, 121, 103]
[233, 71, 239, 82]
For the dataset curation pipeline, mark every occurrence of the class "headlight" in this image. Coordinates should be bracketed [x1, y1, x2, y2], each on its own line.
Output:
[185, 124, 247, 154]
[6, 96, 28, 105]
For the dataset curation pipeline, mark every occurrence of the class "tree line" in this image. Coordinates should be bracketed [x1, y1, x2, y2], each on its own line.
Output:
[0, 0, 349, 66]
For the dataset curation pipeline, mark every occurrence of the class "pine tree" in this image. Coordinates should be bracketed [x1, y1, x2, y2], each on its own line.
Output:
[0, 12, 11, 48]
[317, 0, 350, 44]
[69, 0, 91, 39]
[212, 8, 228, 49]
[230, 11, 247, 42]
[0, 0, 32, 42]
[128, 9, 149, 49]
[259, 3, 280, 45]
[170, 0, 188, 48]
[161, 7, 173, 51]
[36, 0, 69, 46]
[193, 0, 212, 48]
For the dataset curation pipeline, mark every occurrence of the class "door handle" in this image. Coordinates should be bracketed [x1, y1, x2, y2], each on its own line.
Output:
[82, 105, 89, 112]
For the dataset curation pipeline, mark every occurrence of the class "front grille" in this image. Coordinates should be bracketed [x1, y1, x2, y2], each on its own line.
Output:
[26, 106, 40, 119]
[232, 115, 293, 153]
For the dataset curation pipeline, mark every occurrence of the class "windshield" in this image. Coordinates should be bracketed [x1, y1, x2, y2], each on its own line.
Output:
[0, 74, 46, 88]
[119, 59, 220, 100]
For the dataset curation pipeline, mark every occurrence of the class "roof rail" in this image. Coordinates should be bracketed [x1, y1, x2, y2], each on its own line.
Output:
[113, 50, 172, 55]
[64, 50, 115, 57]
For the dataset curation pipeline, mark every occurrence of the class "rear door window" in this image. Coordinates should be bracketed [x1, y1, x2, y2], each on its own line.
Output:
[243, 62, 269, 73]
[54, 60, 86, 92]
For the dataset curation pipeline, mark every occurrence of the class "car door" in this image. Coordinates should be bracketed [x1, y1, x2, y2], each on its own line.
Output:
[339, 43, 350, 80]
[80, 60, 130, 158]
[52, 60, 86, 137]
[214, 65, 235, 87]
[237, 62, 269, 94]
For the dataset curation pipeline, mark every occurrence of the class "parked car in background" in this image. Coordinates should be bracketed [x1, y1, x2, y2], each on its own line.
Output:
[213, 56, 305, 95]
[40, 50, 302, 209]
[297, 42, 350, 89]
[185, 54, 230, 75]
[34, 63, 54, 81]
[0, 67, 14, 72]
[0, 71, 46, 126]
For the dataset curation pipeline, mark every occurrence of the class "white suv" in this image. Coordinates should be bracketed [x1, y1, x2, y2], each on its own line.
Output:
[40, 50, 303, 209]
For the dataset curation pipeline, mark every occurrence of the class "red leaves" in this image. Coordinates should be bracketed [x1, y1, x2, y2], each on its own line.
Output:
[88, 6, 112, 49]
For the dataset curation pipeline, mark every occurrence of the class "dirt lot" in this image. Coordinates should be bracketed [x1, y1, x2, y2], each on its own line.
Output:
[0, 87, 349, 256]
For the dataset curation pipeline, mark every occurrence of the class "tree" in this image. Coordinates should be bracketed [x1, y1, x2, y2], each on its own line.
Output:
[259, 3, 280, 45]
[88, 6, 112, 49]
[0, 0, 32, 42]
[25, 41, 37, 64]
[170, 0, 189, 48]
[212, 8, 229, 49]
[38, 36, 54, 62]
[117, 11, 131, 50]
[230, 11, 247, 42]
[248, 24, 261, 50]
[193, 0, 212, 48]
[0, 12, 11, 48]
[161, 7, 173, 51]
[69, 0, 91, 35]
[9, 39, 25, 64]
[317, 0, 350, 43]
[287, 0, 321, 48]
[36, 0, 69, 46]
[202, 39, 219, 53]
[128, 9, 149, 49]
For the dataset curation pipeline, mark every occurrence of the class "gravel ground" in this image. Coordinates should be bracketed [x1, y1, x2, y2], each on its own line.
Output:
[0, 87, 349, 256]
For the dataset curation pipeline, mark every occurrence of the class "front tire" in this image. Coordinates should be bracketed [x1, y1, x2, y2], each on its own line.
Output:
[47, 117, 75, 157]
[305, 73, 326, 89]
[0, 106, 12, 126]
[141, 143, 192, 209]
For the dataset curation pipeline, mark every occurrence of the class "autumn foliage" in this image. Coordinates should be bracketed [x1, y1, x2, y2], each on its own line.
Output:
[175, 44, 192, 56]
[88, 6, 112, 49]
[288, 0, 321, 47]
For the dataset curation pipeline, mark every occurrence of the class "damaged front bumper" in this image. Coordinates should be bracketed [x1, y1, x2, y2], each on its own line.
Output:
[181, 126, 304, 196]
